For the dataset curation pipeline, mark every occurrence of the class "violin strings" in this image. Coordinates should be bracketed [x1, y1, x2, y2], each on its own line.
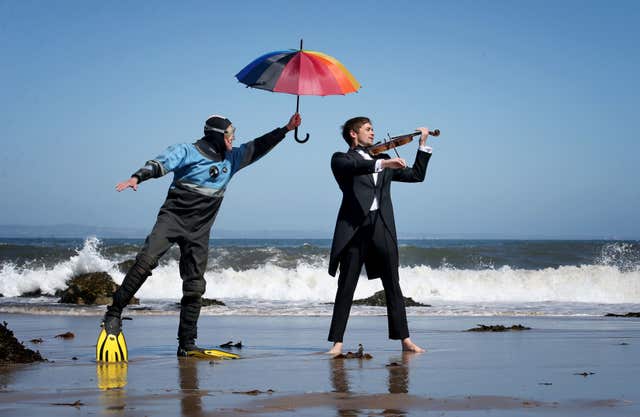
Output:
[383, 133, 399, 158]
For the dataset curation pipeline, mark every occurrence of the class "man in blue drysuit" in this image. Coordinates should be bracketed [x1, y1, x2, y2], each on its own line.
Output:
[103, 112, 301, 356]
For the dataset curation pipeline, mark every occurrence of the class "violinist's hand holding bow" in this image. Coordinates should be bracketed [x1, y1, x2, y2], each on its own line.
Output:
[416, 127, 429, 147]
[381, 158, 407, 169]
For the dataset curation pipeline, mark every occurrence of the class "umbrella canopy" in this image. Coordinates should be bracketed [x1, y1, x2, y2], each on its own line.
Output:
[235, 41, 360, 143]
[235, 49, 360, 96]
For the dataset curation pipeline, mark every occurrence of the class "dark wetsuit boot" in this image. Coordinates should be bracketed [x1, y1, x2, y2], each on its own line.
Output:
[104, 255, 155, 323]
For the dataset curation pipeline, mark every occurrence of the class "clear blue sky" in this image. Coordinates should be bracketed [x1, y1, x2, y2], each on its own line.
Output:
[1, 1, 638, 239]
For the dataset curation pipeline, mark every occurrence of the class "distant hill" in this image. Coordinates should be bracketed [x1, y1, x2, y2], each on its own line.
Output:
[0, 224, 331, 239]
[0, 224, 150, 239]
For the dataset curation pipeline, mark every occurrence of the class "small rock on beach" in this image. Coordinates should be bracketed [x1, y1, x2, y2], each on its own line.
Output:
[467, 324, 531, 332]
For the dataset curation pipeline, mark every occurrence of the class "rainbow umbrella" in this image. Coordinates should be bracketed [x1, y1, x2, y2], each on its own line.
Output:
[235, 40, 360, 143]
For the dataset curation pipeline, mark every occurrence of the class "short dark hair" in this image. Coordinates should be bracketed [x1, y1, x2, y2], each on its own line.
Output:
[341, 117, 371, 146]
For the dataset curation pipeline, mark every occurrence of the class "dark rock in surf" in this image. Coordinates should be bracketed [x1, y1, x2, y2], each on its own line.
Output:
[173, 297, 225, 310]
[57, 272, 139, 305]
[352, 290, 430, 307]
[605, 312, 640, 318]
[202, 298, 226, 307]
[117, 259, 136, 274]
[19, 289, 44, 297]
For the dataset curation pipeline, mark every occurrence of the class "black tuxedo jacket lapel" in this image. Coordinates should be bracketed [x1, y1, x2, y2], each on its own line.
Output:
[349, 149, 375, 187]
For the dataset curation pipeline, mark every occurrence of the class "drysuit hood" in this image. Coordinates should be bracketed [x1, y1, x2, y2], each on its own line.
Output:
[196, 114, 232, 159]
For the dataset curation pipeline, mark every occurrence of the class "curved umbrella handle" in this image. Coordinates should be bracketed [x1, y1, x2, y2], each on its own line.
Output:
[294, 127, 310, 143]
[294, 93, 309, 143]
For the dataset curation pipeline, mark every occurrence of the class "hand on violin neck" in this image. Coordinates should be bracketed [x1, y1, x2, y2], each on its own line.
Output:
[381, 158, 407, 170]
[416, 127, 430, 146]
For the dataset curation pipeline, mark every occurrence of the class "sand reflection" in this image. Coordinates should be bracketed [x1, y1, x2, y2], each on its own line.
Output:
[96, 363, 128, 413]
[328, 352, 415, 417]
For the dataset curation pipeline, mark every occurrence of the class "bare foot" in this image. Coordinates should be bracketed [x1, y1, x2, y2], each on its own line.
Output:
[326, 342, 343, 355]
[401, 338, 426, 353]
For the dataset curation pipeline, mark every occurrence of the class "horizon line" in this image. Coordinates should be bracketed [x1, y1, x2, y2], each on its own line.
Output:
[0, 224, 637, 241]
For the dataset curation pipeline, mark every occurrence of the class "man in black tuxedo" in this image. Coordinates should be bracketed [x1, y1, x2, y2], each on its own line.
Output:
[327, 116, 432, 355]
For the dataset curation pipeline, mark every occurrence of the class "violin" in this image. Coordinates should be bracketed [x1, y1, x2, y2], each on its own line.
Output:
[366, 129, 440, 156]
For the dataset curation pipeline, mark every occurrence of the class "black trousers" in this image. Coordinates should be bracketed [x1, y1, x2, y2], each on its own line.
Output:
[110, 209, 210, 343]
[328, 210, 409, 342]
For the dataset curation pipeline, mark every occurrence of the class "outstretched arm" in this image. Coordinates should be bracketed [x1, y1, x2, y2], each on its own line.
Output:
[115, 144, 189, 192]
[116, 159, 166, 192]
[231, 113, 301, 174]
[252, 113, 301, 159]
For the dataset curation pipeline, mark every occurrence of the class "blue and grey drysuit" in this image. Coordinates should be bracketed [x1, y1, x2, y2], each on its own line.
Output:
[108, 126, 289, 345]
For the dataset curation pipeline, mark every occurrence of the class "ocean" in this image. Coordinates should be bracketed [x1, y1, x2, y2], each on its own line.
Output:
[1, 237, 639, 317]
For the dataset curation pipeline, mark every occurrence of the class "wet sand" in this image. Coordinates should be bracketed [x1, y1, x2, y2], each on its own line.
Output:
[1, 314, 639, 416]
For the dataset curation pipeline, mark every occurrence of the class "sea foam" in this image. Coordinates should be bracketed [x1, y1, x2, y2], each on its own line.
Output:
[1, 238, 638, 307]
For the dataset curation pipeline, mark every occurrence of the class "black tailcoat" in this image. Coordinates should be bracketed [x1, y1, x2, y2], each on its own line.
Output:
[328, 148, 431, 279]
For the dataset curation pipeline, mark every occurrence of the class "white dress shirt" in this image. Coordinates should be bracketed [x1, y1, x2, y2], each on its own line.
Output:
[356, 145, 432, 211]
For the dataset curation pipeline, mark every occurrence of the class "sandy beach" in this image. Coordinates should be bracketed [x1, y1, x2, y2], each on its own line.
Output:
[1, 314, 638, 416]
[2, 0, 640, 414]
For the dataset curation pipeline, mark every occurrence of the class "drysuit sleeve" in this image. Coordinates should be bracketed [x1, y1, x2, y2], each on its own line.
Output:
[229, 127, 288, 175]
[131, 144, 189, 183]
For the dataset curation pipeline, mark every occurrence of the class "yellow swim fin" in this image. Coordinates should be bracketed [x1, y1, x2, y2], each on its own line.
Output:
[177, 347, 239, 360]
[96, 327, 128, 362]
